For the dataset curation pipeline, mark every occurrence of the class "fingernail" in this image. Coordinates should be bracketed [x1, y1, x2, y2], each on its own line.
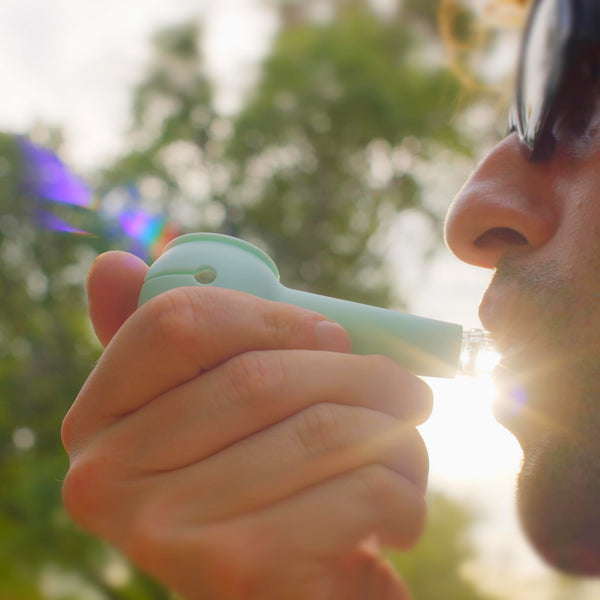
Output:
[316, 320, 351, 352]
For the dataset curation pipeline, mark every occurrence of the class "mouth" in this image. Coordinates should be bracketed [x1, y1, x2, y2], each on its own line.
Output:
[487, 332, 574, 451]
[475, 263, 579, 447]
[478, 298, 547, 441]
[490, 346, 533, 433]
[476, 264, 600, 574]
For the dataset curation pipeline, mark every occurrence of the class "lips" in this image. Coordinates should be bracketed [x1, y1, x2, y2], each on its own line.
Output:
[479, 284, 527, 352]
[477, 286, 549, 441]
[489, 351, 532, 437]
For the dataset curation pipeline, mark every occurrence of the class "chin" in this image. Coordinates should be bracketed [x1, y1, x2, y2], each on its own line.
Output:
[492, 349, 600, 575]
[517, 433, 600, 576]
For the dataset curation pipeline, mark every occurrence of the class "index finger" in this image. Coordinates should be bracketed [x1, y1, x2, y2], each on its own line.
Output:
[63, 286, 351, 449]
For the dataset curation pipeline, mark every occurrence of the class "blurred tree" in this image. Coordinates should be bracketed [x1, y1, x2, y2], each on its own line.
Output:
[0, 132, 174, 598]
[0, 0, 516, 598]
[103, 0, 474, 309]
[388, 492, 504, 600]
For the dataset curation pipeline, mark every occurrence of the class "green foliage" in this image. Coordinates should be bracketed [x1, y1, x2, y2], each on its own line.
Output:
[224, 3, 470, 305]
[104, 0, 472, 309]
[388, 492, 503, 600]
[0, 133, 173, 597]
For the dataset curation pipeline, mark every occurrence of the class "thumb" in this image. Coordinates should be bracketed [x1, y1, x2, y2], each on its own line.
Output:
[87, 251, 149, 347]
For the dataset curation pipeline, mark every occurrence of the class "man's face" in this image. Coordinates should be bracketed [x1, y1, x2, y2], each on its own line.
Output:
[445, 131, 600, 574]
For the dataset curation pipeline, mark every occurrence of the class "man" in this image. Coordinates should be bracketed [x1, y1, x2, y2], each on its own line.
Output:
[446, 0, 600, 575]
[61, 0, 599, 597]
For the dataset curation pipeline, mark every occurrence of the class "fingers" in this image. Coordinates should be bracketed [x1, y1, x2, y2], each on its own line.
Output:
[87, 251, 149, 347]
[63, 349, 430, 546]
[103, 350, 432, 474]
[251, 464, 425, 556]
[152, 403, 428, 524]
[66, 252, 432, 600]
[62, 287, 352, 447]
[124, 465, 424, 600]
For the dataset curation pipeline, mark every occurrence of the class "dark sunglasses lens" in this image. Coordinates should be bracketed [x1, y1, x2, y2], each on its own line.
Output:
[518, 0, 568, 150]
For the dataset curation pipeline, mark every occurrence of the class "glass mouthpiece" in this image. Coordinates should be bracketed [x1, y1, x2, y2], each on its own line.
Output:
[458, 329, 500, 378]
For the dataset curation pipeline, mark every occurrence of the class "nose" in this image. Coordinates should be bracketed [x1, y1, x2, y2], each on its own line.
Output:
[444, 133, 560, 269]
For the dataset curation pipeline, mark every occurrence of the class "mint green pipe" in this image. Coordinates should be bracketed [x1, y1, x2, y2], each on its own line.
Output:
[138, 233, 463, 378]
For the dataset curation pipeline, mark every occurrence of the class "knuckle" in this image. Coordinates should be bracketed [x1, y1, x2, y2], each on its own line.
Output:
[294, 403, 345, 456]
[144, 287, 231, 372]
[356, 464, 399, 510]
[407, 428, 429, 473]
[225, 351, 286, 400]
[357, 353, 406, 389]
[392, 426, 429, 493]
[414, 429, 428, 464]
[401, 490, 427, 547]
[145, 288, 199, 353]
[362, 354, 434, 423]
[261, 306, 319, 349]
[362, 353, 399, 376]
[400, 425, 427, 457]
[356, 465, 427, 547]
[413, 387, 434, 424]
[62, 452, 111, 529]
[61, 386, 99, 456]
[60, 410, 77, 454]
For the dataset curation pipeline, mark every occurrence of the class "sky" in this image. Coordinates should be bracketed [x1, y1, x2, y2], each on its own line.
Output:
[0, 0, 276, 170]
[2, 0, 597, 597]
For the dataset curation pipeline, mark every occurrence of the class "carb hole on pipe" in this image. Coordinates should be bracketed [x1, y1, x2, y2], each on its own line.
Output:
[194, 267, 217, 284]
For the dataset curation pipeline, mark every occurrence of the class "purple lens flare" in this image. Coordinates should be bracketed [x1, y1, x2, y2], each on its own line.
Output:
[117, 206, 180, 260]
[32, 210, 90, 236]
[18, 137, 92, 208]
[13, 136, 181, 259]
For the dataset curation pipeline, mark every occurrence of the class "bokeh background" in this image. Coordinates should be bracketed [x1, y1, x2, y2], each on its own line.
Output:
[2, 0, 600, 598]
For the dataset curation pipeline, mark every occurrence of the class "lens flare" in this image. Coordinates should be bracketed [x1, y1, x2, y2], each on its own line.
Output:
[507, 385, 528, 418]
[18, 137, 92, 208]
[117, 209, 180, 259]
[14, 136, 180, 259]
[32, 210, 88, 236]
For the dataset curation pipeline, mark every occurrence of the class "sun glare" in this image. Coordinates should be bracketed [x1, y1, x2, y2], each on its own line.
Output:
[421, 375, 522, 485]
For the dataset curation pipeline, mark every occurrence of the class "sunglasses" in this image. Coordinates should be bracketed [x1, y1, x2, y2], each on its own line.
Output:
[510, 0, 600, 161]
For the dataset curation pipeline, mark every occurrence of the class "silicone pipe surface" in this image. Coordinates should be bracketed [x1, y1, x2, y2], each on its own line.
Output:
[139, 233, 463, 377]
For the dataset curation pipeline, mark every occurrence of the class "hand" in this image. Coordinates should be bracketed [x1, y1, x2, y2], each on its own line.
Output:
[62, 251, 433, 600]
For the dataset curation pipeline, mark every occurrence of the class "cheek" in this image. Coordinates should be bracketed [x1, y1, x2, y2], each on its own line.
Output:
[532, 176, 600, 342]
[553, 170, 600, 263]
